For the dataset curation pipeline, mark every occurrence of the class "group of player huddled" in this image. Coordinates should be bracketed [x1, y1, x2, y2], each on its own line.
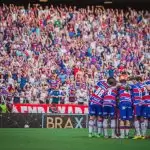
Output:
[88, 76, 150, 139]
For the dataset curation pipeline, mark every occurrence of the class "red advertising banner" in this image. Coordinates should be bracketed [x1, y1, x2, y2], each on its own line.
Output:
[13, 104, 88, 114]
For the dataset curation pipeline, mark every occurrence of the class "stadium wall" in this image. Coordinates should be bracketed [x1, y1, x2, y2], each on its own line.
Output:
[0, 113, 87, 128]
[0, 113, 150, 130]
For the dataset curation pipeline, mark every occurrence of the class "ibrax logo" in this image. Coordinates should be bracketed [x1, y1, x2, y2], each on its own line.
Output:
[46, 115, 86, 128]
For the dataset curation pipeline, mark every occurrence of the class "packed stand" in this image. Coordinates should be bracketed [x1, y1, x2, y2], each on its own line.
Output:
[0, 4, 149, 106]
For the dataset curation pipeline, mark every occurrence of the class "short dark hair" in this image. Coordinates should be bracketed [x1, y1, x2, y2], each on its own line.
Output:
[135, 76, 142, 82]
[128, 76, 135, 81]
[122, 72, 127, 75]
[120, 79, 126, 83]
[107, 77, 116, 86]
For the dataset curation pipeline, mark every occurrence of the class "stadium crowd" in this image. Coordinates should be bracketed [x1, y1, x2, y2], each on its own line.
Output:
[0, 4, 149, 105]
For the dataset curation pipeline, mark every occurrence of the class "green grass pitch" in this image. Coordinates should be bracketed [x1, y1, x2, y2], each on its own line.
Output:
[0, 129, 149, 150]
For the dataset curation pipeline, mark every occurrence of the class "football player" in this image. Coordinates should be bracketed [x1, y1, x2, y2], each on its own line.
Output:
[118, 77, 133, 138]
[88, 77, 116, 138]
[130, 76, 144, 139]
[103, 79, 118, 138]
[141, 79, 150, 139]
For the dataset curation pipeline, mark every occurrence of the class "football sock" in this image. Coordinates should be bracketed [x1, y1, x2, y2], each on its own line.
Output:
[125, 121, 130, 136]
[93, 119, 97, 134]
[120, 121, 125, 137]
[111, 119, 116, 137]
[89, 120, 94, 134]
[125, 129, 129, 136]
[103, 119, 108, 136]
[141, 121, 147, 136]
[97, 120, 103, 134]
[120, 129, 125, 137]
[134, 120, 141, 136]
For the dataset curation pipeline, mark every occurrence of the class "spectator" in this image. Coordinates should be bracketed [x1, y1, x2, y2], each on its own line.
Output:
[76, 88, 88, 105]
[49, 87, 63, 104]
[0, 4, 149, 105]
[58, 71, 67, 84]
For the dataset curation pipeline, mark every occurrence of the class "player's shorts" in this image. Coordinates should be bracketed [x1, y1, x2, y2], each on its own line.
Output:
[89, 104, 102, 116]
[142, 105, 150, 119]
[133, 105, 143, 117]
[103, 105, 116, 118]
[119, 102, 133, 120]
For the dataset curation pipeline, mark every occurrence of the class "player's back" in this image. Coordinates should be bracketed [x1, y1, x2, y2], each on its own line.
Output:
[131, 83, 143, 105]
[103, 87, 117, 106]
[90, 80, 109, 105]
[118, 84, 132, 103]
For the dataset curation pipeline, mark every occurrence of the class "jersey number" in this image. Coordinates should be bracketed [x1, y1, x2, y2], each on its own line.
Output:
[143, 87, 148, 95]
[108, 89, 112, 95]
[138, 89, 142, 97]
[95, 87, 105, 97]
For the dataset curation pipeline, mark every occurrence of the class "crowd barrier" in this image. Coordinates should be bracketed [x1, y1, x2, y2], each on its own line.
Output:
[0, 113, 87, 128]
[0, 104, 150, 131]
[0, 104, 88, 128]
[0, 112, 150, 133]
[1, 113, 150, 130]
[13, 104, 88, 114]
